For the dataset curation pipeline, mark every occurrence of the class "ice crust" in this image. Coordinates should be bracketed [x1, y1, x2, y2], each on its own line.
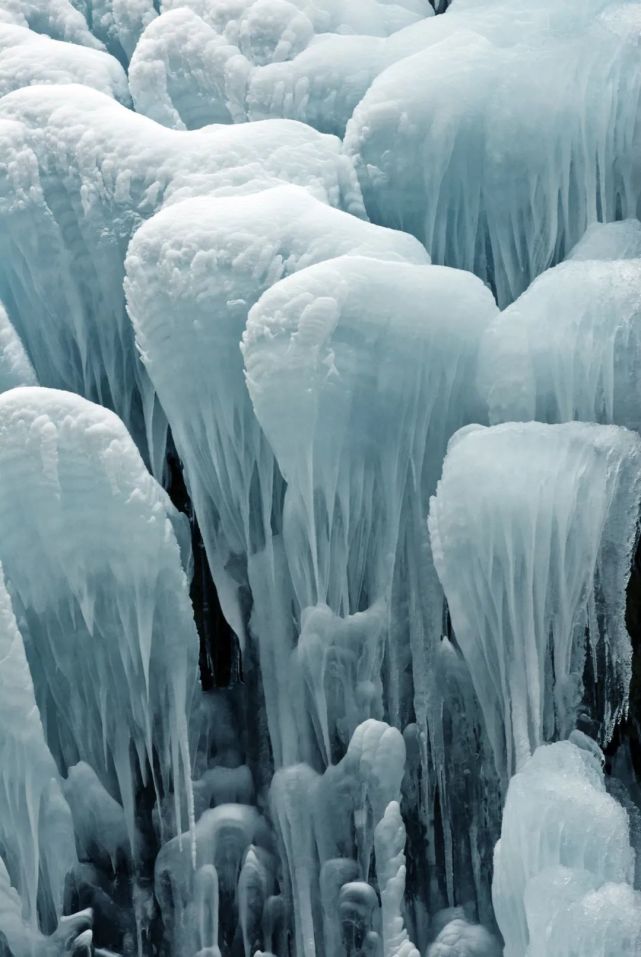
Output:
[429, 422, 641, 779]
[129, 2, 433, 135]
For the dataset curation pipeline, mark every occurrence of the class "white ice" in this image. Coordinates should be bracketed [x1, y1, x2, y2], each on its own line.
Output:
[0, 386, 199, 853]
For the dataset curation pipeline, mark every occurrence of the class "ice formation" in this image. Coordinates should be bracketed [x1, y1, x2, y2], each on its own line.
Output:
[429, 422, 641, 778]
[344, 0, 641, 305]
[2, 0, 641, 955]
[493, 735, 641, 957]
[0, 23, 129, 100]
[0, 387, 199, 854]
[0, 84, 362, 474]
[479, 257, 641, 430]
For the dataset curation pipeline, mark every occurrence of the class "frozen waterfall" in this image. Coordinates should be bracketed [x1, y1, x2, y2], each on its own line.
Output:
[0, 0, 640, 956]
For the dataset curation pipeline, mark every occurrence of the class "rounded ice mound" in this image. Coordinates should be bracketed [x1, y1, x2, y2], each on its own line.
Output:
[0, 84, 363, 475]
[0, 300, 35, 392]
[429, 422, 641, 779]
[0, 0, 103, 49]
[478, 258, 641, 429]
[426, 918, 501, 957]
[129, 0, 433, 134]
[125, 186, 427, 767]
[0, 386, 199, 848]
[493, 739, 639, 957]
[0, 23, 129, 101]
[568, 218, 641, 261]
[344, 2, 641, 305]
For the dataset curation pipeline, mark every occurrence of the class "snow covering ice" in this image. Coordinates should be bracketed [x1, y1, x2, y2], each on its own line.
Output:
[0, 0, 640, 956]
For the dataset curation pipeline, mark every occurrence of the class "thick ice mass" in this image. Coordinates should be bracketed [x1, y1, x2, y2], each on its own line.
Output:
[2, 0, 641, 954]
[0, 387, 198, 853]
[493, 737, 641, 957]
[429, 422, 641, 778]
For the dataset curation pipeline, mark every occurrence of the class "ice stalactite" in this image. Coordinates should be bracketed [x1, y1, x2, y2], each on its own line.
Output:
[0, 387, 199, 859]
[345, 0, 641, 305]
[492, 734, 641, 957]
[478, 257, 641, 430]
[0, 84, 363, 476]
[0, 301, 35, 392]
[155, 804, 273, 956]
[0, 566, 77, 933]
[125, 184, 428, 767]
[429, 422, 641, 781]
[243, 256, 495, 782]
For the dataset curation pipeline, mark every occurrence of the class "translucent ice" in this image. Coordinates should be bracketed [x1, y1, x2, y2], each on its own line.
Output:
[244, 255, 496, 769]
[0, 387, 199, 850]
[70, 0, 157, 64]
[0, 301, 35, 392]
[0, 566, 76, 932]
[0, 84, 362, 474]
[429, 422, 641, 779]
[478, 258, 641, 431]
[125, 185, 427, 764]
[493, 737, 640, 957]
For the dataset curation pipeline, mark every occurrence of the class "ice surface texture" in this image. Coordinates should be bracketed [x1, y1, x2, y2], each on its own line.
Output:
[429, 422, 641, 780]
[0, 387, 198, 853]
[0, 84, 362, 475]
[493, 735, 641, 957]
[1, 0, 641, 953]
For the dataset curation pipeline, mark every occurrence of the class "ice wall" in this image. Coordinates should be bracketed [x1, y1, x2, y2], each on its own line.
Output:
[429, 422, 641, 779]
[345, 0, 641, 305]
[493, 735, 641, 957]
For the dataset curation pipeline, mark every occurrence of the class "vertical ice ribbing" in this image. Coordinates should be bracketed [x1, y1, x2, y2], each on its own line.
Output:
[0, 566, 77, 933]
[0, 387, 199, 852]
[429, 422, 641, 780]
